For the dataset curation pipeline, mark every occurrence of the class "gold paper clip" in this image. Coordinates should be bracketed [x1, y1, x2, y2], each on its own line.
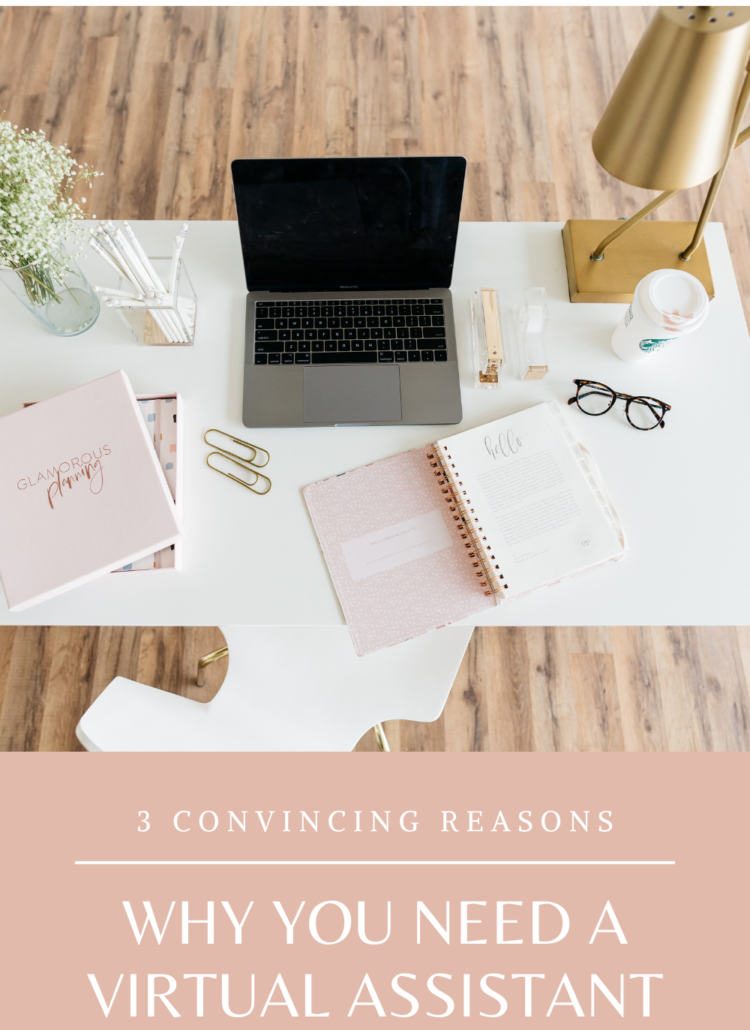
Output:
[203, 429, 270, 468]
[206, 451, 272, 495]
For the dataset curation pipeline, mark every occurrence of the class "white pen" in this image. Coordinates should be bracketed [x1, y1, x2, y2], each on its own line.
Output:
[164, 225, 189, 342]
[122, 223, 187, 342]
[102, 224, 154, 296]
[93, 285, 146, 301]
[168, 223, 188, 298]
[104, 299, 183, 346]
[106, 235, 176, 341]
[112, 228, 178, 342]
[123, 222, 164, 287]
[112, 229, 152, 291]
[89, 236, 132, 283]
[92, 229, 138, 283]
[91, 222, 188, 343]
[104, 299, 179, 310]
[92, 228, 177, 341]
[121, 222, 187, 343]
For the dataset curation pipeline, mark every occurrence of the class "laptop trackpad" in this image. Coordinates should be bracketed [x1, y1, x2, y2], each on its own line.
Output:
[303, 366, 402, 424]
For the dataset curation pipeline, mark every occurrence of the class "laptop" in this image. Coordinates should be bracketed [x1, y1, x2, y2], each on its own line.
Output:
[232, 157, 467, 427]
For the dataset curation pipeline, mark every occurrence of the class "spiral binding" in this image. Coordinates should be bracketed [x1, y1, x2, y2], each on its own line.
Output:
[427, 447, 508, 598]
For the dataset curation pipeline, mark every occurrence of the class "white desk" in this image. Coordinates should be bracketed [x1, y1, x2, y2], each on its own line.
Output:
[1, 221, 748, 627]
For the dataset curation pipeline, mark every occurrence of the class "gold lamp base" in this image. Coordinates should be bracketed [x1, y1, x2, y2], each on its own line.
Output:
[562, 219, 715, 304]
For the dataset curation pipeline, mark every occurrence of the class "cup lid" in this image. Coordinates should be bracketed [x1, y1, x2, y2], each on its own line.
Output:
[641, 269, 709, 332]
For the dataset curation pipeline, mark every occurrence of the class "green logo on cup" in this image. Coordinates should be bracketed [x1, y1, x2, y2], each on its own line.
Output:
[639, 338, 669, 353]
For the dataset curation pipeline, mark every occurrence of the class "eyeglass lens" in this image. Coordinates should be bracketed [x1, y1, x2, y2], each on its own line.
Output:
[575, 383, 615, 416]
[626, 397, 666, 430]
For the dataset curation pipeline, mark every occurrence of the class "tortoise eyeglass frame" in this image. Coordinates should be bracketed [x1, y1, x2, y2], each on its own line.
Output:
[567, 379, 672, 431]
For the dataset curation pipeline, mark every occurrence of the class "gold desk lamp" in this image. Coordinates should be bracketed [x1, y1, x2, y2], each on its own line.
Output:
[563, 5, 750, 303]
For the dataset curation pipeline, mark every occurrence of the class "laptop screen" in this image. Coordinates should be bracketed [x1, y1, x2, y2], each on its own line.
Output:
[232, 157, 466, 292]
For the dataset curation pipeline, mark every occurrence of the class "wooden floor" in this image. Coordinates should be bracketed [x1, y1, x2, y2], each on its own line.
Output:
[1, 6, 749, 751]
[1, 626, 748, 752]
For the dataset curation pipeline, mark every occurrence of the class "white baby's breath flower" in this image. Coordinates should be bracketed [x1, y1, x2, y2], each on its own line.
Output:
[0, 119, 102, 270]
[0, 120, 102, 304]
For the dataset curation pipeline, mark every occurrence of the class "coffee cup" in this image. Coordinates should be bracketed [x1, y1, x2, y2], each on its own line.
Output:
[611, 268, 709, 363]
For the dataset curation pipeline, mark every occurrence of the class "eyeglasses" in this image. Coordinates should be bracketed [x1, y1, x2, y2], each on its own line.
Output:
[568, 379, 671, 431]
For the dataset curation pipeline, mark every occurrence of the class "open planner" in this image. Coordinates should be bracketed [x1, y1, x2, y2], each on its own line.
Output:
[303, 402, 626, 656]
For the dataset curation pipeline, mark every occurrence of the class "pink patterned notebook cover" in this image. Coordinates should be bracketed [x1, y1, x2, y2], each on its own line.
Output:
[303, 445, 496, 656]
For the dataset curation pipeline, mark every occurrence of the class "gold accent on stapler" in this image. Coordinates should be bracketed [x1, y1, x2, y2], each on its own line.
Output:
[479, 288, 503, 383]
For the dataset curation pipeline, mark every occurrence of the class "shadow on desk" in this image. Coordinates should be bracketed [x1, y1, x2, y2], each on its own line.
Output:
[0, 626, 747, 752]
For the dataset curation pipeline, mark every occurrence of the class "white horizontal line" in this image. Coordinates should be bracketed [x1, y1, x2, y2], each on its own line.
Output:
[75, 860, 675, 867]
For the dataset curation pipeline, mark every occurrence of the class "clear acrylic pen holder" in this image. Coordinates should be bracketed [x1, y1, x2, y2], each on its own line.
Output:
[514, 287, 548, 380]
[116, 257, 197, 346]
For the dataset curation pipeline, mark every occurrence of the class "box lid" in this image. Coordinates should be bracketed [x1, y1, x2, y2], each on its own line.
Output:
[0, 371, 183, 611]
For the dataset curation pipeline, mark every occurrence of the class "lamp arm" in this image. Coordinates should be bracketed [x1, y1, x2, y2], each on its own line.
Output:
[591, 123, 750, 265]
[590, 190, 678, 261]
[681, 59, 750, 261]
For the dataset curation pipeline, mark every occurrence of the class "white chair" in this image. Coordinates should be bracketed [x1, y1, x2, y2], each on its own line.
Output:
[76, 625, 473, 751]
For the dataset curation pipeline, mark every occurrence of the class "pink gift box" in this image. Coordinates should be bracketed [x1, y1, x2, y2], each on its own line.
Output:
[0, 371, 183, 611]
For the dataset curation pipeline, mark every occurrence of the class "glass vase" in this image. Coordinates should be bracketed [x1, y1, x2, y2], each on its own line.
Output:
[0, 243, 100, 337]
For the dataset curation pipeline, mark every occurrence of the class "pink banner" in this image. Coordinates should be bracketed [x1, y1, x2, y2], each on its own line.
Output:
[1, 753, 747, 1025]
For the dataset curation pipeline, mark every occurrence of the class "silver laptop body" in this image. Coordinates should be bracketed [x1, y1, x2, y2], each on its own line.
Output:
[233, 157, 466, 428]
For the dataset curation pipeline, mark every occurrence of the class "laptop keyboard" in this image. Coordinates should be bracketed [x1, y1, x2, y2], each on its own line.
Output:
[253, 298, 447, 365]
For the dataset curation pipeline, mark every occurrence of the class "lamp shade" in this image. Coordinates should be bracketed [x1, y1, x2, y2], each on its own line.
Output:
[592, 6, 750, 191]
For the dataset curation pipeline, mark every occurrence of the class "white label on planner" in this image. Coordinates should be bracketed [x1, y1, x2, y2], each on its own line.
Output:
[341, 508, 453, 582]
